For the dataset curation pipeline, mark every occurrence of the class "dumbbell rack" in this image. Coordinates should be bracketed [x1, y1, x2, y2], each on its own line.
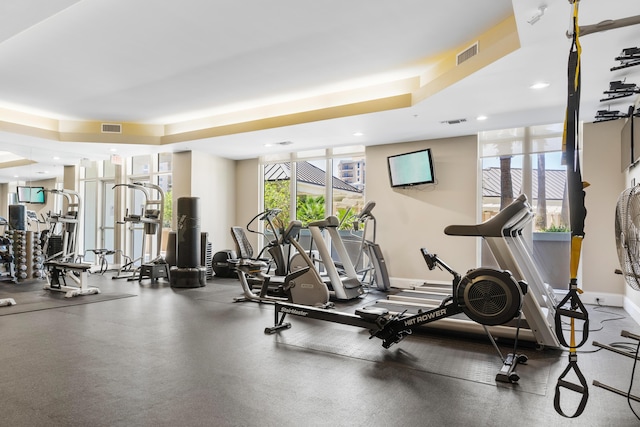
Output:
[10, 230, 45, 282]
[0, 232, 15, 282]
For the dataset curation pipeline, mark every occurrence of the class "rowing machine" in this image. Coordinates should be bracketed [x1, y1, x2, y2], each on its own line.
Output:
[264, 250, 529, 382]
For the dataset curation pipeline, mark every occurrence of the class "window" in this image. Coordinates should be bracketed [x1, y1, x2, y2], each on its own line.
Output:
[79, 153, 172, 266]
[480, 124, 566, 230]
[264, 162, 292, 226]
[480, 124, 569, 289]
[260, 147, 365, 255]
[261, 148, 365, 227]
[158, 152, 172, 172]
[296, 159, 327, 227]
[79, 158, 117, 263]
[131, 155, 151, 175]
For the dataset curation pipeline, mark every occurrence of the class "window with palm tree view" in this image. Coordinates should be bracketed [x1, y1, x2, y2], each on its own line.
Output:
[480, 124, 569, 289]
[262, 148, 365, 262]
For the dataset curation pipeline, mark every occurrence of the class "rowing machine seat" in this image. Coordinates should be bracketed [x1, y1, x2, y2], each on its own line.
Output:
[355, 306, 389, 321]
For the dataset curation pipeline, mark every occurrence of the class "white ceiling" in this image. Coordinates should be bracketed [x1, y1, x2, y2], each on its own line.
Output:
[0, 0, 639, 183]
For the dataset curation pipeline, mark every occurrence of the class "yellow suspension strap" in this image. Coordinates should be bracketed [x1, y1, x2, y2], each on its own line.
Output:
[554, 0, 589, 418]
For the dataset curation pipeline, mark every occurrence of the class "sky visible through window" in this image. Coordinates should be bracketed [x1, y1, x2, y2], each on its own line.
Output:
[483, 151, 564, 170]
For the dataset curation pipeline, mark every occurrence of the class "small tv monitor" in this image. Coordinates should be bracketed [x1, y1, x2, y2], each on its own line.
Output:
[16, 186, 46, 204]
[387, 148, 435, 187]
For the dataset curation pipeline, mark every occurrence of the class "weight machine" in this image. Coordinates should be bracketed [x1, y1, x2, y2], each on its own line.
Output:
[42, 189, 81, 262]
[41, 189, 99, 297]
[112, 182, 167, 281]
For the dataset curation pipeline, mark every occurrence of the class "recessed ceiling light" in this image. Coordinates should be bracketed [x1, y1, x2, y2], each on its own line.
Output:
[476, 115, 488, 121]
[353, 132, 364, 137]
[530, 82, 550, 90]
[264, 143, 274, 147]
[109, 148, 118, 152]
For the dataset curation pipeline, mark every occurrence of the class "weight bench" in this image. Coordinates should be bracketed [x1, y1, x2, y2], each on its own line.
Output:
[44, 261, 100, 298]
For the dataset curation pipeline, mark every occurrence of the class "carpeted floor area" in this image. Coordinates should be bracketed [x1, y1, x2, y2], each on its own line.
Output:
[0, 279, 136, 315]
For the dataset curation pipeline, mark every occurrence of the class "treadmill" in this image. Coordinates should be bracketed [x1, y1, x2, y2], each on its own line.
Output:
[375, 195, 561, 348]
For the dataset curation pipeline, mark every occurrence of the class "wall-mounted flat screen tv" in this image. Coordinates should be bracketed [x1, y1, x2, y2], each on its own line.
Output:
[16, 186, 46, 204]
[387, 148, 435, 187]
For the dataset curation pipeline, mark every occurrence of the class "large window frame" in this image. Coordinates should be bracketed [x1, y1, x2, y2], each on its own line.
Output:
[79, 153, 172, 268]
[260, 146, 366, 259]
[479, 123, 571, 289]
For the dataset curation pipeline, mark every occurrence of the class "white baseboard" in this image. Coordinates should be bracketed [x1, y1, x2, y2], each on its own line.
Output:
[579, 291, 624, 307]
[624, 296, 640, 326]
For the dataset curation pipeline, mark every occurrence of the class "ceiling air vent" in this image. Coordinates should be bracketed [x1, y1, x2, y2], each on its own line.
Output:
[101, 123, 122, 134]
[456, 42, 479, 65]
[441, 118, 467, 125]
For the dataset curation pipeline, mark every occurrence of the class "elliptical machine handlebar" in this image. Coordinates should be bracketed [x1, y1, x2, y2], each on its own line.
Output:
[247, 208, 282, 236]
[259, 209, 282, 222]
[357, 200, 376, 220]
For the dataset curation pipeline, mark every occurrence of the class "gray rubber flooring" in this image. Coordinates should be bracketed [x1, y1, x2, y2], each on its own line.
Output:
[0, 272, 638, 426]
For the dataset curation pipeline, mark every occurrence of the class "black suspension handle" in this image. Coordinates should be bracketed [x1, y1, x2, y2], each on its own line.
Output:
[554, 353, 589, 418]
[554, 287, 589, 349]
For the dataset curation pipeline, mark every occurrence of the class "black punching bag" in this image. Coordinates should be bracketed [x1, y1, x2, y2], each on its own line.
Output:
[176, 197, 200, 268]
[8, 205, 26, 230]
[170, 197, 206, 288]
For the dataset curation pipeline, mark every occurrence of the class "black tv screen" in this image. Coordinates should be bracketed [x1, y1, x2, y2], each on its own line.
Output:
[387, 148, 435, 187]
[16, 186, 46, 204]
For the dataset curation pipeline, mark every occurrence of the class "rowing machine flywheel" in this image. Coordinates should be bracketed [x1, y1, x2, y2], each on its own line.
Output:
[456, 268, 525, 326]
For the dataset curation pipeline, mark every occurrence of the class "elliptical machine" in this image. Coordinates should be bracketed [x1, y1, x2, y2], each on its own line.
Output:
[245, 208, 288, 276]
[352, 201, 390, 291]
[306, 216, 365, 300]
[231, 220, 330, 307]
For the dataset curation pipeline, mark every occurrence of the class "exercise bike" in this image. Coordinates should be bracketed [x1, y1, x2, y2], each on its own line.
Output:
[231, 220, 331, 307]
[264, 249, 529, 383]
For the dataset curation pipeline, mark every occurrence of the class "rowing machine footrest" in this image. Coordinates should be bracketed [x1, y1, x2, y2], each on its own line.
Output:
[355, 306, 389, 321]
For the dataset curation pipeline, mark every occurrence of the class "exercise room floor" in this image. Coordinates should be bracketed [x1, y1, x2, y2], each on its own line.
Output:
[0, 273, 639, 426]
